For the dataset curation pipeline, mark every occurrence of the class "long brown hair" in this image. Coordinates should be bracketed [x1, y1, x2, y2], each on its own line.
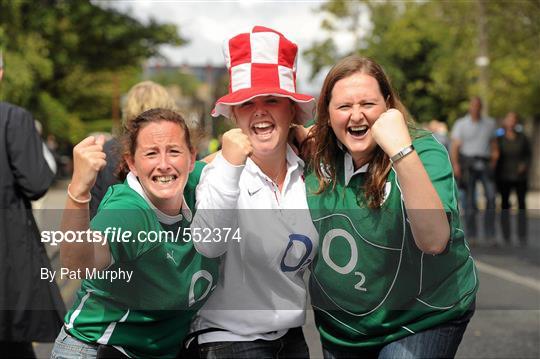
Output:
[305, 55, 415, 208]
[117, 108, 193, 180]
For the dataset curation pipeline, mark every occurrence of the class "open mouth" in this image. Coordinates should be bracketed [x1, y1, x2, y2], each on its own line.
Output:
[251, 121, 275, 136]
[152, 175, 177, 185]
[347, 125, 369, 138]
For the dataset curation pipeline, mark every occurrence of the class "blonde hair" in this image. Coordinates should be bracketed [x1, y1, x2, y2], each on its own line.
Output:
[122, 81, 177, 126]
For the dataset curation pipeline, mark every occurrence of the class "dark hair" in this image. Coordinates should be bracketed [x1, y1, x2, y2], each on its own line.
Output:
[305, 55, 415, 208]
[117, 108, 193, 180]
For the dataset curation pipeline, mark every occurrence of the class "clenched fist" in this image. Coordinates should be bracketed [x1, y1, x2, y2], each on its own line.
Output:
[371, 109, 412, 158]
[222, 128, 253, 166]
[70, 136, 107, 198]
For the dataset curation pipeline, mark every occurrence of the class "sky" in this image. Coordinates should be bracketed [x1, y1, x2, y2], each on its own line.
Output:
[100, 0, 363, 94]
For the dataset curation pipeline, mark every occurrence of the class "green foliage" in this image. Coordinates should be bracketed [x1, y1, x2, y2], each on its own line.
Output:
[0, 0, 186, 142]
[84, 118, 115, 135]
[305, 0, 540, 123]
[38, 92, 84, 144]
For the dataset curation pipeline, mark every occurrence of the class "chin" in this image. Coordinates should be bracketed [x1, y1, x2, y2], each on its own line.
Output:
[148, 187, 178, 200]
[254, 140, 284, 154]
[350, 144, 377, 159]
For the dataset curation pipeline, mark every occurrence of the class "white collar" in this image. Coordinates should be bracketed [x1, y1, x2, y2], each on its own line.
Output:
[244, 145, 304, 193]
[337, 142, 369, 186]
[245, 144, 304, 179]
[126, 172, 192, 224]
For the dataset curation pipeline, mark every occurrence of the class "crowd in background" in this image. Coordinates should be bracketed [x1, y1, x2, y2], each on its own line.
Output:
[427, 97, 531, 246]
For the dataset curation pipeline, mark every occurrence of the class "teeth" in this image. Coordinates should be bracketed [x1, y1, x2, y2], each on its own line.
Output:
[154, 175, 175, 183]
[349, 125, 368, 131]
[253, 122, 273, 129]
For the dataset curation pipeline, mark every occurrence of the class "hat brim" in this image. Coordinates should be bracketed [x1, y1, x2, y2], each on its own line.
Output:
[212, 87, 315, 124]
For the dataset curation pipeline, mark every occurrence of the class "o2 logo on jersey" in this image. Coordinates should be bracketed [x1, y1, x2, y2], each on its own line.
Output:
[188, 270, 214, 307]
[322, 229, 367, 292]
[280, 234, 313, 272]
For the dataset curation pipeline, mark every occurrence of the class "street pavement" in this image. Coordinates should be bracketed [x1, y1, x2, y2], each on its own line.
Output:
[33, 181, 539, 358]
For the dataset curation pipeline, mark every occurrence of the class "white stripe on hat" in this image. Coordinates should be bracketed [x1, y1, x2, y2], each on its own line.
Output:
[230, 63, 252, 92]
[278, 65, 295, 93]
[223, 38, 232, 69]
[250, 31, 279, 64]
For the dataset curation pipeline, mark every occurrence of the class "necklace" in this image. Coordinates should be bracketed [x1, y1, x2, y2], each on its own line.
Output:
[268, 162, 287, 186]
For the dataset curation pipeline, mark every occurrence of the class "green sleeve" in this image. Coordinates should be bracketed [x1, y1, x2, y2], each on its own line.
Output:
[90, 185, 157, 263]
[413, 134, 463, 248]
[413, 134, 458, 214]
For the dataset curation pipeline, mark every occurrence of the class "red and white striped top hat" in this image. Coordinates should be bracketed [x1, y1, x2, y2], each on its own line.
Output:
[212, 26, 315, 124]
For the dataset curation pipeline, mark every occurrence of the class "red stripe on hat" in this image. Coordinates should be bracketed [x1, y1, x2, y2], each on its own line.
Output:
[251, 64, 280, 88]
[252, 26, 281, 36]
[278, 36, 297, 69]
[229, 33, 251, 67]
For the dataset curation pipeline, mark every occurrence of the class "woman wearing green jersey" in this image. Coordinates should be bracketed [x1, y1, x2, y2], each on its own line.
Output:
[302, 56, 477, 358]
[51, 108, 218, 358]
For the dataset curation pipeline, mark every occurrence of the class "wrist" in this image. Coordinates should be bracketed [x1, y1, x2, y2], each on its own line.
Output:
[389, 144, 415, 164]
[222, 150, 246, 166]
[67, 183, 91, 204]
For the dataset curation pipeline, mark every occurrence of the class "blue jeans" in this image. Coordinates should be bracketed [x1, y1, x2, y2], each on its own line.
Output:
[50, 326, 98, 359]
[198, 327, 309, 359]
[463, 164, 496, 239]
[323, 307, 474, 359]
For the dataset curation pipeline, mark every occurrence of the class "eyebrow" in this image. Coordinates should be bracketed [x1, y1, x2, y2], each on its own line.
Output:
[140, 144, 184, 150]
[332, 97, 380, 103]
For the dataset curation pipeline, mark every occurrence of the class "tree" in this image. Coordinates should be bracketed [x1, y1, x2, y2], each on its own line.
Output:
[304, 0, 540, 124]
[0, 0, 186, 142]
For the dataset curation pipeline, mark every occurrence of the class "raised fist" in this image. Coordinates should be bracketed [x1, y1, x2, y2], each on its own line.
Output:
[371, 109, 412, 158]
[70, 135, 107, 197]
[221, 128, 253, 166]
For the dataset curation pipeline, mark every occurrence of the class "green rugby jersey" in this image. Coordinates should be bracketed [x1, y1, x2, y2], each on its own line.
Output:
[64, 162, 219, 357]
[306, 133, 477, 349]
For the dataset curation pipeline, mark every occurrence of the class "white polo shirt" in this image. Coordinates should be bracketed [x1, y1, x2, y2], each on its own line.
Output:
[191, 145, 318, 343]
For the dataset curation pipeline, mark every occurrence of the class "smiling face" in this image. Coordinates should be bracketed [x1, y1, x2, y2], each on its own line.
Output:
[329, 72, 387, 168]
[232, 95, 296, 157]
[126, 121, 195, 214]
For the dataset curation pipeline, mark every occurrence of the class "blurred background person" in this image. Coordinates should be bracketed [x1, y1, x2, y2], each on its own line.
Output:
[450, 96, 498, 245]
[89, 80, 177, 218]
[427, 118, 450, 150]
[495, 111, 531, 245]
[0, 50, 65, 358]
[34, 120, 58, 179]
